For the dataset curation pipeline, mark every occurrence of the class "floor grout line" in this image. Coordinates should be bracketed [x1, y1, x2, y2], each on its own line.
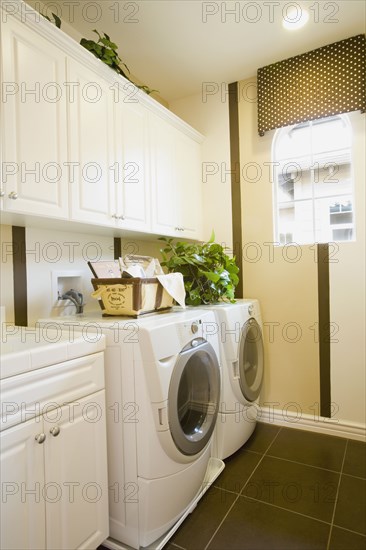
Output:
[338, 471, 366, 481]
[203, 429, 283, 550]
[263, 425, 283, 456]
[240, 494, 334, 526]
[169, 542, 186, 550]
[331, 524, 366, 538]
[202, 492, 241, 550]
[265, 452, 345, 474]
[326, 439, 349, 550]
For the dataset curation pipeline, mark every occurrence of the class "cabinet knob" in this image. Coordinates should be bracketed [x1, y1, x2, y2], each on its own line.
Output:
[50, 426, 61, 437]
[119, 215, 125, 221]
[0, 190, 4, 198]
[35, 433, 46, 444]
[112, 213, 119, 219]
[8, 191, 18, 200]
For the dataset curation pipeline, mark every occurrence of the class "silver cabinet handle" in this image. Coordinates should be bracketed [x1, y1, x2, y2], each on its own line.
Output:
[0, 190, 4, 198]
[119, 215, 125, 221]
[35, 433, 46, 444]
[8, 191, 18, 200]
[175, 227, 185, 232]
[111, 214, 118, 219]
[50, 426, 60, 437]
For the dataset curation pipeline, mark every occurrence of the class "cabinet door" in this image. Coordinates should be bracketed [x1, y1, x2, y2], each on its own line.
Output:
[175, 132, 203, 240]
[44, 391, 108, 550]
[114, 98, 150, 231]
[149, 114, 177, 235]
[1, 16, 68, 218]
[68, 59, 115, 226]
[0, 418, 46, 550]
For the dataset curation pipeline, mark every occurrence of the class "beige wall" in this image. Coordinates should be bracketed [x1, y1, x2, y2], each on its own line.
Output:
[238, 77, 320, 416]
[170, 92, 233, 250]
[238, 78, 365, 425]
[1, 225, 163, 326]
[329, 112, 366, 425]
[25, 0, 169, 108]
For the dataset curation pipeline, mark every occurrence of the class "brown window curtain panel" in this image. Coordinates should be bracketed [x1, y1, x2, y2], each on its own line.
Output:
[257, 34, 366, 136]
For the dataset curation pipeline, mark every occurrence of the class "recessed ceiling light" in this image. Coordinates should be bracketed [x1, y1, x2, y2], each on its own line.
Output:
[282, 5, 309, 30]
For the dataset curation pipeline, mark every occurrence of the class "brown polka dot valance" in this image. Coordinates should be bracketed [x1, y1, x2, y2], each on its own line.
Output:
[257, 34, 366, 136]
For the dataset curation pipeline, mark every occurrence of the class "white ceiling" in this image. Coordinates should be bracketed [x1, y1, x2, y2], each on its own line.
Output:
[40, 0, 365, 102]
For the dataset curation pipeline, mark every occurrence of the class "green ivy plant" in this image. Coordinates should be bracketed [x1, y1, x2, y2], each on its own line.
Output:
[159, 233, 239, 306]
[80, 30, 157, 95]
[41, 11, 61, 28]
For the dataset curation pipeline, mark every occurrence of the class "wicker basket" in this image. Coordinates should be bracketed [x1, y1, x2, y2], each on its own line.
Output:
[91, 277, 174, 317]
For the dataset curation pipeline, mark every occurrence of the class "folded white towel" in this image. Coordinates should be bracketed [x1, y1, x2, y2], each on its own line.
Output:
[157, 273, 186, 308]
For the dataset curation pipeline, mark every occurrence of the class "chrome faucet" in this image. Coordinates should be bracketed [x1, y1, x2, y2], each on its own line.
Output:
[58, 289, 85, 314]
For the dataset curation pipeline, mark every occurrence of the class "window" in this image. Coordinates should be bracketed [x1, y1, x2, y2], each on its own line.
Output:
[273, 116, 355, 244]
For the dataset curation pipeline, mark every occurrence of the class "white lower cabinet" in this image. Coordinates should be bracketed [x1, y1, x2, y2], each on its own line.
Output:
[0, 354, 109, 550]
[0, 418, 46, 550]
[44, 391, 108, 550]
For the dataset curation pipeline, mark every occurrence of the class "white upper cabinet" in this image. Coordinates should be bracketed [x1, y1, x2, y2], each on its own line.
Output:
[1, 2, 204, 239]
[1, 16, 69, 218]
[175, 131, 203, 239]
[113, 97, 150, 231]
[149, 114, 177, 235]
[150, 114, 203, 240]
[67, 58, 115, 226]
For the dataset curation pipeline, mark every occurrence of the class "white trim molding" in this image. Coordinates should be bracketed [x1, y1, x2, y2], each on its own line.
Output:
[258, 406, 366, 442]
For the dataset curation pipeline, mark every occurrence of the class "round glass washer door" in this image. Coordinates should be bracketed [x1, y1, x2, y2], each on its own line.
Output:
[168, 338, 220, 456]
[238, 318, 264, 402]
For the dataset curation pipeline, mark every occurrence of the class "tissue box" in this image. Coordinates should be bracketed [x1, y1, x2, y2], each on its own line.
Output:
[91, 277, 174, 317]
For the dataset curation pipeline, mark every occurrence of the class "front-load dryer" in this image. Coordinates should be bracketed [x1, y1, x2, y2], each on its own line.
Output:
[206, 299, 264, 459]
[38, 308, 222, 549]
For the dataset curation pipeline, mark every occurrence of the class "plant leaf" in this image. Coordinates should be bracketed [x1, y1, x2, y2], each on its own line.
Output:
[52, 13, 61, 28]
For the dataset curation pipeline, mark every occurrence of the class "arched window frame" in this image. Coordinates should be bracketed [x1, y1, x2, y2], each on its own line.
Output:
[272, 115, 356, 245]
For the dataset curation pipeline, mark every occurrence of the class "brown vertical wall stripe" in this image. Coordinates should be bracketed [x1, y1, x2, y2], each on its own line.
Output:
[317, 243, 331, 418]
[228, 82, 243, 298]
[114, 237, 122, 260]
[12, 226, 28, 327]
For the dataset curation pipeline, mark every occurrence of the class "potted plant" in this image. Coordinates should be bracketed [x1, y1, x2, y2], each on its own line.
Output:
[159, 233, 239, 306]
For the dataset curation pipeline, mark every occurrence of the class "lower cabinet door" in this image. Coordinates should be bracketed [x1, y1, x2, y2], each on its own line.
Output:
[0, 418, 46, 550]
[44, 391, 109, 550]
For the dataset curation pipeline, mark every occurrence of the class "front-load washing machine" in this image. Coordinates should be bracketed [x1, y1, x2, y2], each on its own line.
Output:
[206, 299, 264, 460]
[38, 308, 222, 549]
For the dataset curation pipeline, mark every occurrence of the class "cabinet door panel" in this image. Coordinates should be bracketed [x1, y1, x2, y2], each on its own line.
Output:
[176, 132, 203, 239]
[1, 17, 68, 218]
[0, 419, 46, 550]
[44, 391, 108, 550]
[149, 114, 177, 235]
[68, 59, 115, 226]
[115, 100, 150, 230]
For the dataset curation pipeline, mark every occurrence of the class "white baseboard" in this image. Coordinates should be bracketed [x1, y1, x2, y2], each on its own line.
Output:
[258, 406, 366, 442]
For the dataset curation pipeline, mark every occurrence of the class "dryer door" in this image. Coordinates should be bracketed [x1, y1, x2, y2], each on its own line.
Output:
[237, 318, 264, 402]
[168, 338, 220, 456]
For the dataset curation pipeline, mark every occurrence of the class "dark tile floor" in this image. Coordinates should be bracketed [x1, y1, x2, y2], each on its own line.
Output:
[169, 423, 366, 550]
[99, 423, 366, 550]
